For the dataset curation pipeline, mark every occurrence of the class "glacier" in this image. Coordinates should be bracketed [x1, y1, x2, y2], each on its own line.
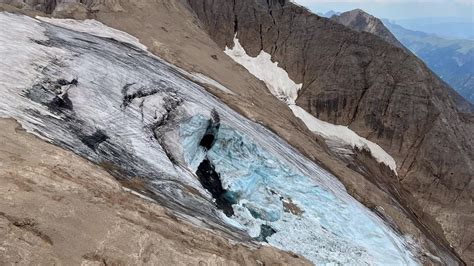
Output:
[0, 12, 417, 265]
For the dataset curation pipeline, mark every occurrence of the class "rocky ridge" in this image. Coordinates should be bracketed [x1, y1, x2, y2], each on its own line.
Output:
[331, 9, 405, 49]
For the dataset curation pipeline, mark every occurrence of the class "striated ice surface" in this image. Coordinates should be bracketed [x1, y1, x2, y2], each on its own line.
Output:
[0, 13, 416, 265]
[36, 16, 148, 51]
[225, 36, 398, 173]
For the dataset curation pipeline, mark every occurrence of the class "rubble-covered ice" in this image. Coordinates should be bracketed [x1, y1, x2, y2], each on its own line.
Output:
[0, 13, 416, 265]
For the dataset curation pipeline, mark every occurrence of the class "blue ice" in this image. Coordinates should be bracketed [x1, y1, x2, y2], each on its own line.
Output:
[180, 115, 417, 265]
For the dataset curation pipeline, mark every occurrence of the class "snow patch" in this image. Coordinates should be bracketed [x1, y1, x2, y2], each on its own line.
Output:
[224, 36, 301, 104]
[37, 16, 148, 51]
[224, 35, 397, 173]
[289, 105, 397, 172]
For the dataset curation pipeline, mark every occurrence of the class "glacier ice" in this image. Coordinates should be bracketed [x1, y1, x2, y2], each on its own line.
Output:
[37, 16, 148, 51]
[0, 13, 417, 265]
[180, 115, 416, 265]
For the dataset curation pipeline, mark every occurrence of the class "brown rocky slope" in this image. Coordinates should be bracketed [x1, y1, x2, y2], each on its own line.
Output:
[0, 0, 472, 264]
[187, 0, 473, 263]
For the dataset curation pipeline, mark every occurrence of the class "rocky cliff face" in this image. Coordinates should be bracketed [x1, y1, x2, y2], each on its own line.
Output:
[186, 0, 473, 263]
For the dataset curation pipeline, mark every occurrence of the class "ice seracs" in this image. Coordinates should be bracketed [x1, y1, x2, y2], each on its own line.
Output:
[180, 115, 416, 265]
[224, 35, 398, 173]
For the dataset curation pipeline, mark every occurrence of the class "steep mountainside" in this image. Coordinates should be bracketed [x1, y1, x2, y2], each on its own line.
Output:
[0, 10, 423, 265]
[331, 9, 404, 49]
[0, 0, 472, 264]
[331, 9, 473, 113]
[330, 9, 474, 105]
[382, 19, 474, 104]
[187, 0, 473, 263]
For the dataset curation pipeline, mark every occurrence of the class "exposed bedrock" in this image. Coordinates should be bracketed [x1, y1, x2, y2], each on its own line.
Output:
[187, 0, 473, 263]
[196, 158, 236, 217]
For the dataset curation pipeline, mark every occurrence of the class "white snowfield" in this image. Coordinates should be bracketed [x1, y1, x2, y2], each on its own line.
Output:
[224, 36, 301, 104]
[0, 13, 417, 265]
[225, 36, 398, 173]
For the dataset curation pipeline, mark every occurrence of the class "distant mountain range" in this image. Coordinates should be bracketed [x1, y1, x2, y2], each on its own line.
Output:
[383, 20, 474, 104]
[327, 9, 474, 104]
[392, 17, 474, 40]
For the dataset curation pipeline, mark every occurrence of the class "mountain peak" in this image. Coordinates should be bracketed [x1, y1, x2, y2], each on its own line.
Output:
[349, 8, 366, 14]
[332, 9, 405, 49]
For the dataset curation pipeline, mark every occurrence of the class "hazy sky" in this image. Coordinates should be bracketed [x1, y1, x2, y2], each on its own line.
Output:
[294, 0, 474, 20]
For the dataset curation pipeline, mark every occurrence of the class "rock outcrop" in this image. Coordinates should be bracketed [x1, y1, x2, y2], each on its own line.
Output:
[186, 0, 473, 263]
